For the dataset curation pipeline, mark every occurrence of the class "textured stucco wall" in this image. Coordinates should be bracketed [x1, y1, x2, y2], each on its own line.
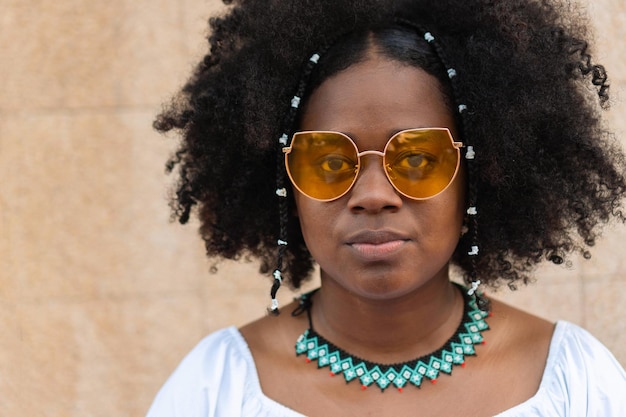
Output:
[1, 1, 624, 415]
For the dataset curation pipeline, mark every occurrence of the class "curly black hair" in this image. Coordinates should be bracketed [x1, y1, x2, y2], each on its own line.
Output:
[155, 0, 626, 292]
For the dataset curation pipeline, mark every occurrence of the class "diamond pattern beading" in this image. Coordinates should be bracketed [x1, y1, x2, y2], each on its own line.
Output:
[295, 290, 489, 392]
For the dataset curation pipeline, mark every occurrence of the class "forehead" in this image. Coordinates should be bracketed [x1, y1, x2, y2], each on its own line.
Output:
[299, 57, 457, 142]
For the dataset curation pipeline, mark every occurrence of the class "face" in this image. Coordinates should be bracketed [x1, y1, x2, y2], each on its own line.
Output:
[294, 56, 466, 300]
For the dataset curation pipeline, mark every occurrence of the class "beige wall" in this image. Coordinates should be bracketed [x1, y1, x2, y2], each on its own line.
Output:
[1, 1, 624, 415]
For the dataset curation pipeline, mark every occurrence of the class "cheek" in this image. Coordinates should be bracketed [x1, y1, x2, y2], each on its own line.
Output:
[427, 170, 466, 235]
[293, 193, 341, 259]
[294, 194, 323, 243]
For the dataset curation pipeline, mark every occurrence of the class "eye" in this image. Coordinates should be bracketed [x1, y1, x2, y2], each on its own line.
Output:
[395, 151, 436, 169]
[404, 154, 427, 169]
[390, 150, 436, 177]
[318, 154, 355, 173]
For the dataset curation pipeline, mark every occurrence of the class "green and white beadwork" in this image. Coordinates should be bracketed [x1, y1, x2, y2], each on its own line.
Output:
[295, 292, 490, 392]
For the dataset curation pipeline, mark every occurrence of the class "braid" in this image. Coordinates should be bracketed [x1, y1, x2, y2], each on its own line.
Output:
[425, 33, 488, 310]
[269, 52, 323, 314]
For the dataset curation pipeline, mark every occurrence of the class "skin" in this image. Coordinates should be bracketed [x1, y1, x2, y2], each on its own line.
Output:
[241, 54, 554, 417]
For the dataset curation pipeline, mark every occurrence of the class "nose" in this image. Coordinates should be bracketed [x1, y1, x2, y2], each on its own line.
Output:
[347, 153, 403, 213]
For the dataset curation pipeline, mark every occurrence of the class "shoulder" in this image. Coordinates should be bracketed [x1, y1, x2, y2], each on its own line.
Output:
[145, 315, 309, 417]
[494, 317, 626, 416]
[145, 327, 256, 417]
[484, 299, 556, 374]
[239, 299, 309, 362]
[489, 299, 626, 385]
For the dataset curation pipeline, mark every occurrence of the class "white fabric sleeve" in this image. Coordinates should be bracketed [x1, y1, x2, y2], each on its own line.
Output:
[145, 327, 246, 417]
[144, 327, 304, 417]
[558, 322, 626, 416]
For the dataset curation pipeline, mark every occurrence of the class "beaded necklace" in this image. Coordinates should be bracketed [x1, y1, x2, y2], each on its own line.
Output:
[293, 284, 490, 392]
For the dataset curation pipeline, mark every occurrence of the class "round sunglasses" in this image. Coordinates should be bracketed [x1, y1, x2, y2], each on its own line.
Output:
[283, 128, 463, 201]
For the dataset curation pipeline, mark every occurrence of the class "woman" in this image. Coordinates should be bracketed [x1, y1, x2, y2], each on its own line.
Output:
[147, 0, 626, 415]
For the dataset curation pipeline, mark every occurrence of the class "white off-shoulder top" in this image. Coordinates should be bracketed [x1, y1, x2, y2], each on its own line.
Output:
[146, 321, 626, 417]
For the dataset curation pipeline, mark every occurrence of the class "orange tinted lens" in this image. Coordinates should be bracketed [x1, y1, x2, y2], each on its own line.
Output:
[384, 129, 460, 199]
[286, 132, 358, 200]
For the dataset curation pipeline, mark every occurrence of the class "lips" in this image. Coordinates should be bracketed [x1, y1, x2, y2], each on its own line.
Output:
[345, 230, 410, 259]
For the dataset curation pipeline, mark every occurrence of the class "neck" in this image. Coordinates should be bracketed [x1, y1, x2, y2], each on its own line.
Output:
[310, 273, 463, 364]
